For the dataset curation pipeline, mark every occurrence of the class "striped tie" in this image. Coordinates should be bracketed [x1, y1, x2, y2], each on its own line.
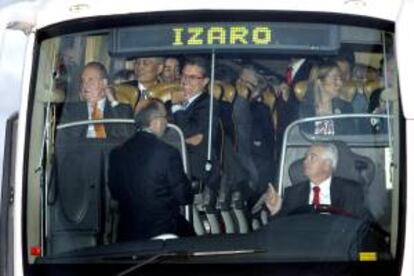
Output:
[91, 103, 107, 139]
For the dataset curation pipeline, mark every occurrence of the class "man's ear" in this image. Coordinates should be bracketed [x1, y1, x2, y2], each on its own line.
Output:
[157, 63, 164, 75]
[102, 78, 108, 86]
[203, 77, 210, 88]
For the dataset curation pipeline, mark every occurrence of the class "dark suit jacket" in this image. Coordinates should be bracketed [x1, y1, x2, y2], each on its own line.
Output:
[281, 177, 369, 219]
[57, 100, 134, 142]
[250, 101, 275, 193]
[172, 92, 220, 186]
[108, 131, 193, 241]
[299, 97, 354, 135]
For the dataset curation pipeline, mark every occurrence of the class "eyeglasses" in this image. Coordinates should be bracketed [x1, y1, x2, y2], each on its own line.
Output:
[181, 74, 205, 82]
[152, 114, 167, 120]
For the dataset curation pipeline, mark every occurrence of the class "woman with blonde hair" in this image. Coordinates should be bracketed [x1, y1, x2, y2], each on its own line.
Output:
[299, 60, 353, 135]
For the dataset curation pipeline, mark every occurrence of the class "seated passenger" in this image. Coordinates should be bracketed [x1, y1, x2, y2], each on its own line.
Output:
[299, 60, 353, 135]
[368, 55, 397, 133]
[171, 56, 221, 191]
[123, 56, 165, 105]
[161, 56, 181, 83]
[58, 61, 134, 141]
[263, 143, 371, 220]
[108, 99, 194, 241]
[335, 52, 369, 114]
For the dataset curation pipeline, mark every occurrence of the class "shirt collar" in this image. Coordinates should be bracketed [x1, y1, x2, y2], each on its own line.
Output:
[309, 176, 332, 205]
[291, 58, 306, 77]
[138, 82, 146, 91]
[187, 92, 202, 106]
[88, 98, 106, 111]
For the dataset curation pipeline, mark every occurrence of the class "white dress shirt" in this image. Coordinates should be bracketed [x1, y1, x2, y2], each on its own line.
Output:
[138, 82, 150, 100]
[308, 176, 332, 205]
[171, 92, 202, 113]
[291, 58, 306, 80]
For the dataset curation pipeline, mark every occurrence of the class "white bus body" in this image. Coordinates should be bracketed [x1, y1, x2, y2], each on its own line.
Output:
[1, 0, 413, 275]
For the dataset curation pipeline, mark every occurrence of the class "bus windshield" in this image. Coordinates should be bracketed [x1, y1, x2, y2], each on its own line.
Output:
[27, 17, 401, 266]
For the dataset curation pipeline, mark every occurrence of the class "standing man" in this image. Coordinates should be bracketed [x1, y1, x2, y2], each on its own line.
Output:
[171, 56, 220, 191]
[108, 99, 194, 241]
[58, 61, 134, 141]
[234, 65, 275, 200]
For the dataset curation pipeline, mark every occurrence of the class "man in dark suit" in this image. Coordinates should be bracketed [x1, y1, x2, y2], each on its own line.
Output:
[122, 56, 165, 108]
[108, 99, 194, 242]
[58, 61, 134, 141]
[171, 56, 220, 191]
[263, 143, 370, 219]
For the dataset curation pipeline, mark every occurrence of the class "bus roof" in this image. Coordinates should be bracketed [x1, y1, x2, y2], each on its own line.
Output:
[0, 0, 404, 31]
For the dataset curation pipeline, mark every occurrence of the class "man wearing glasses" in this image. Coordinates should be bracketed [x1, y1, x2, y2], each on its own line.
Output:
[171, 56, 220, 191]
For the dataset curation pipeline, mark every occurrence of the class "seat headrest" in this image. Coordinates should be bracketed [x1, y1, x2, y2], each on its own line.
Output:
[148, 82, 181, 102]
[288, 141, 375, 188]
[235, 82, 251, 99]
[294, 81, 307, 102]
[218, 82, 236, 103]
[262, 88, 276, 111]
[113, 84, 138, 108]
[207, 82, 224, 100]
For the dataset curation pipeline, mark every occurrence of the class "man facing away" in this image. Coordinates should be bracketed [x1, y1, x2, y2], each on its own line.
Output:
[263, 143, 371, 220]
[108, 99, 194, 242]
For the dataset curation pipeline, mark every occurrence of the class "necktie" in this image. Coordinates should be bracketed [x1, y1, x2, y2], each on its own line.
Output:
[91, 103, 107, 139]
[141, 89, 149, 100]
[312, 186, 320, 207]
[285, 66, 293, 86]
[182, 100, 190, 109]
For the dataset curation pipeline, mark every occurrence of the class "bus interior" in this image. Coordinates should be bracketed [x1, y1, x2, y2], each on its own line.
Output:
[25, 17, 401, 270]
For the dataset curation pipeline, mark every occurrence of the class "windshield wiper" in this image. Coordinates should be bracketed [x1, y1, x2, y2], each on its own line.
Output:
[116, 249, 264, 276]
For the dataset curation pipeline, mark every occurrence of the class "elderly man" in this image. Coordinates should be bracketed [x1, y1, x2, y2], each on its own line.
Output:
[124, 56, 165, 102]
[108, 99, 194, 241]
[171, 56, 220, 190]
[264, 143, 369, 219]
[58, 61, 134, 141]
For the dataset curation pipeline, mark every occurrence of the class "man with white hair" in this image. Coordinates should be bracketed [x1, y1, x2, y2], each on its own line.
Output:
[264, 143, 369, 219]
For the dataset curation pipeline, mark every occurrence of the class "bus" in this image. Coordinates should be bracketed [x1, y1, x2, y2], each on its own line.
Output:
[0, 0, 413, 275]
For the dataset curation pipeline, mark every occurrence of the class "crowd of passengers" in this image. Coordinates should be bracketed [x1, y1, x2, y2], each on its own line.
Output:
[56, 52, 393, 241]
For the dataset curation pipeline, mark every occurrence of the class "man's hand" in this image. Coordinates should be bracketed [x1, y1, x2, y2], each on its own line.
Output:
[273, 82, 290, 102]
[171, 90, 185, 104]
[185, 134, 203, 146]
[104, 85, 117, 103]
[251, 183, 282, 216]
[264, 183, 282, 216]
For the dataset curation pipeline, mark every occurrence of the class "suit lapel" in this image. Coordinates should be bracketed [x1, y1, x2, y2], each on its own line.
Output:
[296, 182, 310, 206]
[79, 103, 90, 137]
[330, 177, 344, 208]
[103, 100, 112, 119]
[186, 92, 206, 112]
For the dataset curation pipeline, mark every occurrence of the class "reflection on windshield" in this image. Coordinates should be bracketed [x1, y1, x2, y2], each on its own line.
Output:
[30, 22, 399, 264]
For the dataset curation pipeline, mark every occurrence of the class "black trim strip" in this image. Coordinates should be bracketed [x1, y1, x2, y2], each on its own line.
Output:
[0, 113, 18, 276]
[36, 10, 394, 41]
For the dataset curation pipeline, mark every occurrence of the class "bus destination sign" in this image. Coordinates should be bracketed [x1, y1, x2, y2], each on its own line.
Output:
[110, 22, 339, 56]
